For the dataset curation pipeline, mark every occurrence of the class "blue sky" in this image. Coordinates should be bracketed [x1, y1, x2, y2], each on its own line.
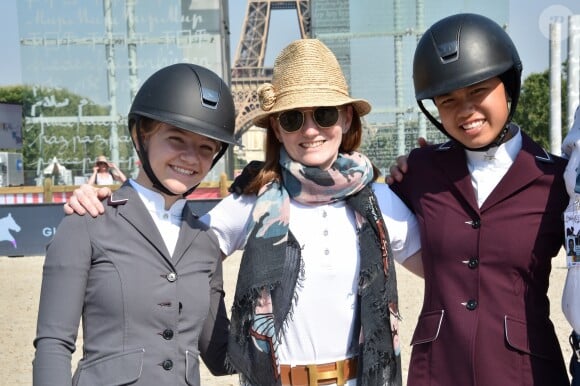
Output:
[0, 0, 579, 86]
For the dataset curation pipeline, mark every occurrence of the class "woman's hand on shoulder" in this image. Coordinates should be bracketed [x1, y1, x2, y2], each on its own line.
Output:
[228, 160, 264, 195]
[384, 137, 429, 185]
[385, 155, 409, 185]
[63, 184, 112, 217]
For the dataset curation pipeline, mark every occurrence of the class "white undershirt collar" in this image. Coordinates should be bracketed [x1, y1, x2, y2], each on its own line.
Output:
[465, 128, 522, 207]
[129, 179, 186, 256]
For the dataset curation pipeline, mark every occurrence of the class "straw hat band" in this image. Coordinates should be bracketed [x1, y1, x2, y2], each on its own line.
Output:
[274, 68, 348, 87]
[262, 84, 352, 112]
[277, 84, 350, 98]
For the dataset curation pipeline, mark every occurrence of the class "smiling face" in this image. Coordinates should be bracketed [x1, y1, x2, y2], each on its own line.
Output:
[270, 105, 353, 170]
[433, 77, 510, 149]
[134, 122, 220, 204]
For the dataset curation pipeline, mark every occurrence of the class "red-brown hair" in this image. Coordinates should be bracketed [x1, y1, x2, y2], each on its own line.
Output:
[245, 106, 379, 194]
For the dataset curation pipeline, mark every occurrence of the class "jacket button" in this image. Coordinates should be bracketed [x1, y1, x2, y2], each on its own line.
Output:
[162, 359, 173, 370]
[167, 272, 177, 282]
[467, 257, 479, 269]
[471, 219, 481, 229]
[162, 329, 174, 340]
[466, 299, 478, 310]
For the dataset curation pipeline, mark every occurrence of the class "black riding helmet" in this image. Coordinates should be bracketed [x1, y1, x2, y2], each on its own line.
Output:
[128, 63, 237, 196]
[413, 13, 523, 150]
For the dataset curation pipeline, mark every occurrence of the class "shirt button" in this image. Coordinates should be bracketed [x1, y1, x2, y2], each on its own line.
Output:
[162, 329, 174, 340]
[466, 299, 478, 310]
[322, 210, 327, 218]
[163, 213, 169, 220]
[324, 249, 330, 255]
[471, 219, 481, 229]
[467, 257, 479, 269]
[162, 359, 173, 370]
[323, 229, 329, 236]
[167, 272, 177, 282]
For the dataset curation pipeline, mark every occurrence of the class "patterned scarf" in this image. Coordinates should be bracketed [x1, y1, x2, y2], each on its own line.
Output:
[227, 149, 402, 386]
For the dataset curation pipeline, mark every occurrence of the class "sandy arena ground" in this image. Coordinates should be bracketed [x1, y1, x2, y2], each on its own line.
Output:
[0, 249, 573, 385]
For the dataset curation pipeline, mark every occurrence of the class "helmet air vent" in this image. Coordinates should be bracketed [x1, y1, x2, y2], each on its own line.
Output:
[437, 41, 459, 64]
[200, 87, 219, 109]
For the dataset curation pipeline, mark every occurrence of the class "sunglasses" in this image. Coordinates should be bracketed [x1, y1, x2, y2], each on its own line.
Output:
[96, 162, 108, 166]
[276, 106, 343, 133]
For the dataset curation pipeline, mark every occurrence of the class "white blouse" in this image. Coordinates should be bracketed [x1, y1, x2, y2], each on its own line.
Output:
[465, 130, 522, 208]
[200, 182, 420, 366]
[130, 180, 186, 257]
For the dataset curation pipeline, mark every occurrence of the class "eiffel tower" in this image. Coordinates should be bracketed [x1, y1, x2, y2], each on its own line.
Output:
[231, 0, 311, 162]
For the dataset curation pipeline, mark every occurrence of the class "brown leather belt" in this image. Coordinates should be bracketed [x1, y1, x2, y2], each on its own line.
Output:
[280, 357, 357, 386]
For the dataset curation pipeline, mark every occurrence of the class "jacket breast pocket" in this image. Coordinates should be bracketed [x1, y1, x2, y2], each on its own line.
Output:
[73, 348, 144, 386]
[410, 310, 445, 345]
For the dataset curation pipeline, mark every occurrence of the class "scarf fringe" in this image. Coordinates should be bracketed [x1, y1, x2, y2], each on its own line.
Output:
[231, 283, 280, 342]
[230, 255, 306, 345]
[279, 254, 305, 332]
[228, 154, 401, 385]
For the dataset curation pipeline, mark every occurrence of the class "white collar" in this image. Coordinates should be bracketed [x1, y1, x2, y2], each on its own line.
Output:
[465, 128, 522, 169]
[129, 179, 186, 220]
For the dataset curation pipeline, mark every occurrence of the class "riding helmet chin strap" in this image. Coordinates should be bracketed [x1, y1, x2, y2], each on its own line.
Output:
[463, 123, 515, 152]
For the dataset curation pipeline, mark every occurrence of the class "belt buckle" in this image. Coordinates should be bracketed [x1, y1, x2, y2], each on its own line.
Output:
[307, 360, 345, 386]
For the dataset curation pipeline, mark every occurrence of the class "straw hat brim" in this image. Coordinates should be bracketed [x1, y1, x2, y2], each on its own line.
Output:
[251, 39, 372, 129]
[253, 95, 371, 128]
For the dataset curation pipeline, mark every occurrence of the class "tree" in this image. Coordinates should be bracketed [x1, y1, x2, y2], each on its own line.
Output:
[0, 85, 132, 182]
[513, 67, 568, 150]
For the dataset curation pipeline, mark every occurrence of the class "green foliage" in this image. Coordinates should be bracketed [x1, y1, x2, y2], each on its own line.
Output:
[0, 85, 132, 182]
[513, 68, 567, 151]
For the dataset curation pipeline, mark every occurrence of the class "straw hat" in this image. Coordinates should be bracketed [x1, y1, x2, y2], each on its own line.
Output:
[252, 39, 371, 128]
[95, 155, 109, 165]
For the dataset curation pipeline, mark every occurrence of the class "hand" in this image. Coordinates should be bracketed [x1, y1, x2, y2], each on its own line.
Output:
[228, 160, 264, 195]
[385, 137, 429, 185]
[385, 155, 409, 185]
[63, 184, 112, 217]
[107, 162, 127, 182]
[562, 106, 580, 158]
[93, 166, 99, 173]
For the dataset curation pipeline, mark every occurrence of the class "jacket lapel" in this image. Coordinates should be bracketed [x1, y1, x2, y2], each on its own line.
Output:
[111, 183, 173, 263]
[432, 142, 480, 215]
[171, 204, 202, 265]
[480, 133, 549, 212]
